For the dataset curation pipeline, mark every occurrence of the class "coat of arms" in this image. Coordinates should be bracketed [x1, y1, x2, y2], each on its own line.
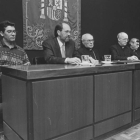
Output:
[23, 0, 81, 50]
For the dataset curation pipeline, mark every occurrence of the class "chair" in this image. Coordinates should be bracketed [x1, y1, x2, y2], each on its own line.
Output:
[32, 57, 46, 64]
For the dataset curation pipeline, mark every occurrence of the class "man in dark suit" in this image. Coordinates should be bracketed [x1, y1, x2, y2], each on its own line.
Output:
[42, 22, 81, 64]
[129, 38, 140, 59]
[110, 32, 138, 61]
[77, 33, 100, 64]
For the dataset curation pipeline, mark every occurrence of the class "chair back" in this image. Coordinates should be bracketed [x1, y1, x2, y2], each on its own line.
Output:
[32, 57, 46, 64]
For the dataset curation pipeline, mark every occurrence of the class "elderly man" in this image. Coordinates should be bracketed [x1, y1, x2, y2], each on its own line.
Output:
[0, 20, 30, 65]
[129, 38, 140, 60]
[110, 32, 138, 60]
[77, 33, 100, 64]
[42, 22, 81, 64]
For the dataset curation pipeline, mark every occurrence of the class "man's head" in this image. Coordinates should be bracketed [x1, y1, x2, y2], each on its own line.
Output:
[0, 21, 16, 42]
[129, 38, 139, 51]
[82, 33, 94, 49]
[117, 32, 129, 47]
[54, 22, 71, 43]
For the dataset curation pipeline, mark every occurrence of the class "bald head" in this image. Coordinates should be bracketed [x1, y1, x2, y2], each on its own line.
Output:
[82, 33, 94, 49]
[82, 33, 93, 41]
[130, 38, 139, 51]
[117, 32, 129, 47]
[130, 38, 139, 43]
[117, 32, 128, 39]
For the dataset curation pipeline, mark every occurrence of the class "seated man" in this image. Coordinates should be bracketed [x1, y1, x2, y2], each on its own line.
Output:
[42, 22, 81, 64]
[0, 20, 30, 65]
[129, 38, 140, 60]
[77, 33, 100, 64]
[110, 32, 138, 61]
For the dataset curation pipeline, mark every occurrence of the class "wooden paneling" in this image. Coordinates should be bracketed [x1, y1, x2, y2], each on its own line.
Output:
[3, 122, 22, 140]
[94, 112, 131, 137]
[2, 63, 140, 140]
[134, 108, 140, 121]
[1, 64, 134, 80]
[94, 71, 132, 122]
[32, 76, 93, 140]
[2, 75, 27, 140]
[0, 74, 2, 103]
[52, 126, 93, 140]
[134, 70, 140, 109]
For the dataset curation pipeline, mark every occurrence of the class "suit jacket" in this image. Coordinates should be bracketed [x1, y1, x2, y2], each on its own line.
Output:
[130, 48, 140, 60]
[77, 45, 100, 60]
[42, 37, 80, 64]
[110, 44, 132, 60]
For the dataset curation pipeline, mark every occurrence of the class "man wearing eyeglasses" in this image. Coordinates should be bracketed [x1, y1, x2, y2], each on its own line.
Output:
[77, 33, 100, 64]
[43, 22, 81, 64]
[129, 38, 140, 60]
[110, 32, 138, 60]
[0, 20, 30, 65]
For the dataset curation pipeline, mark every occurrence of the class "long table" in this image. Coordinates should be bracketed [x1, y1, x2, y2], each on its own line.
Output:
[1, 62, 140, 140]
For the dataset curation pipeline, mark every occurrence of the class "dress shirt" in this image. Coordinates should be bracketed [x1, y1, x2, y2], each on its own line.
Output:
[57, 38, 65, 58]
[42, 37, 80, 64]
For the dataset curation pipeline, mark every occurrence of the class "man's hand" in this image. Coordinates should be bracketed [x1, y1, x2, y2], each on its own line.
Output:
[89, 57, 99, 65]
[127, 55, 139, 61]
[65, 57, 81, 64]
[24, 62, 31, 65]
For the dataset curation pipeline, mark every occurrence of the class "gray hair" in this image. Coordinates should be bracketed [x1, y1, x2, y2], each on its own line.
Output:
[117, 32, 128, 39]
[82, 33, 93, 41]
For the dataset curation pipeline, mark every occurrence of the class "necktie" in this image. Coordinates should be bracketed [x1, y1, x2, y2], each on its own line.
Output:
[61, 44, 65, 58]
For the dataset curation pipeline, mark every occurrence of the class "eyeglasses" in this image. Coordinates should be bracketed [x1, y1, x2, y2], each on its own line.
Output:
[85, 39, 94, 43]
[6, 30, 17, 34]
[121, 38, 129, 42]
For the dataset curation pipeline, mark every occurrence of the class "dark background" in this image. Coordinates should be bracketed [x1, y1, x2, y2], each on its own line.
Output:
[0, 0, 140, 63]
